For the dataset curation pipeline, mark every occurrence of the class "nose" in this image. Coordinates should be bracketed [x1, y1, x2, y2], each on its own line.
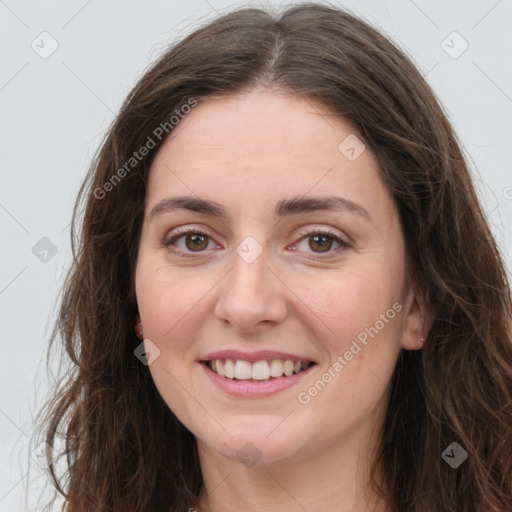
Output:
[214, 245, 288, 334]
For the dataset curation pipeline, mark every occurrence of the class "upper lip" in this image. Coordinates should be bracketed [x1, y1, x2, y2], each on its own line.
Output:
[201, 350, 316, 364]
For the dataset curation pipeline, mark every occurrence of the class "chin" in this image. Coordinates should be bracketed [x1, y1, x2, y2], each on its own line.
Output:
[196, 416, 311, 467]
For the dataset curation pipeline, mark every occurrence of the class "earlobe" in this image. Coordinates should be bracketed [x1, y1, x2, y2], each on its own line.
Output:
[400, 288, 431, 350]
[135, 313, 144, 339]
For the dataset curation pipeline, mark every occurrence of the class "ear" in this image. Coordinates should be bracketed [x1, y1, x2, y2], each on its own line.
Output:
[400, 286, 432, 350]
[135, 313, 144, 340]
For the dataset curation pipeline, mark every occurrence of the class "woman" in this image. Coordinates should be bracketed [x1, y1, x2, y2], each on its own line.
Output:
[37, 3, 512, 511]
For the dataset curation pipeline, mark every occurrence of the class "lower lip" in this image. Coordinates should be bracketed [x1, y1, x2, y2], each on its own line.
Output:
[200, 362, 315, 398]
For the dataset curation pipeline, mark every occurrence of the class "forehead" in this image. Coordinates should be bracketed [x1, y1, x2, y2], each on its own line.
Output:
[155, 88, 363, 165]
[147, 88, 392, 222]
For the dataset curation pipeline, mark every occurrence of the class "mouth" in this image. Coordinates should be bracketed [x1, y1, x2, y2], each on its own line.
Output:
[202, 358, 316, 382]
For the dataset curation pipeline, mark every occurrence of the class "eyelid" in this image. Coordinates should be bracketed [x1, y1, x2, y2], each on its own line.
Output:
[288, 227, 352, 259]
[162, 225, 219, 257]
[294, 225, 352, 246]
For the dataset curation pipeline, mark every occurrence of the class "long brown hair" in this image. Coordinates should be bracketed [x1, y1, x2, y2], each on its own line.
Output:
[35, 3, 512, 511]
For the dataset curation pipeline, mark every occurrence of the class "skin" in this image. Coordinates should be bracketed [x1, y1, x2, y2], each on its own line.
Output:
[135, 87, 429, 512]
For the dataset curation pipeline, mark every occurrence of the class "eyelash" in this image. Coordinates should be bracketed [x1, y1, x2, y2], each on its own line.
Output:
[162, 227, 351, 259]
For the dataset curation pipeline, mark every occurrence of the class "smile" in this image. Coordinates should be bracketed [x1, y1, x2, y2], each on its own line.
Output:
[205, 358, 313, 381]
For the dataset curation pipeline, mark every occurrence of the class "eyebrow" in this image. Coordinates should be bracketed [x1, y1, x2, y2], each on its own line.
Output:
[148, 195, 370, 221]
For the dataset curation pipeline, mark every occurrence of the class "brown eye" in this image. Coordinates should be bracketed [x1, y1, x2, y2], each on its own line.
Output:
[184, 233, 209, 251]
[293, 229, 351, 257]
[308, 234, 334, 253]
[163, 229, 215, 254]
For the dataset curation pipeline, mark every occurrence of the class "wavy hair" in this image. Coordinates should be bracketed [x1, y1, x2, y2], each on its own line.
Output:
[36, 3, 512, 511]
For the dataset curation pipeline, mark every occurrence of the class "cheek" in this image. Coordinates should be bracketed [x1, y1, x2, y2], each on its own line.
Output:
[135, 262, 210, 355]
[294, 272, 403, 417]
[135, 264, 212, 421]
[296, 266, 402, 349]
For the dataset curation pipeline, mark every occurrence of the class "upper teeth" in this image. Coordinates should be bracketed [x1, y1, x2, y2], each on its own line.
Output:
[209, 359, 311, 380]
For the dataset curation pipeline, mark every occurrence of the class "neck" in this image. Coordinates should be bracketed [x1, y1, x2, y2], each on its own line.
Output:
[194, 416, 391, 512]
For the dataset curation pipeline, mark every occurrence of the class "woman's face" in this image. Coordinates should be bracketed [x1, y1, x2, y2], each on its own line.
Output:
[135, 88, 423, 466]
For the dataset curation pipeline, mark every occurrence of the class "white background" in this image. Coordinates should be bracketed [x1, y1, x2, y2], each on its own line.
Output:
[1, 0, 511, 510]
